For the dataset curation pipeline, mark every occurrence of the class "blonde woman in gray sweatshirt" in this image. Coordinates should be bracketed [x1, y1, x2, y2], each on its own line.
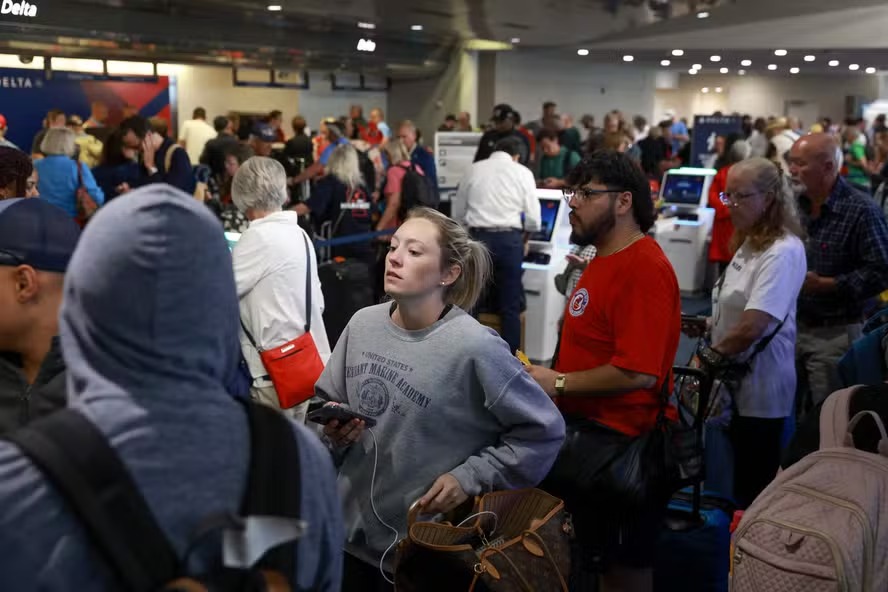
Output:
[315, 207, 566, 591]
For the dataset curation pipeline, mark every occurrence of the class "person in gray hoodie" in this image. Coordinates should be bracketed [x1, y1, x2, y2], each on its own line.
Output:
[0, 184, 343, 591]
[316, 207, 566, 591]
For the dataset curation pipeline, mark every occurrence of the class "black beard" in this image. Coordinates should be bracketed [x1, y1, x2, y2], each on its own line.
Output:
[570, 203, 616, 247]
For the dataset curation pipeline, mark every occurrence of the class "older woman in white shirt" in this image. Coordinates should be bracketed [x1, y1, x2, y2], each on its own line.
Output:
[231, 156, 331, 422]
[693, 157, 806, 508]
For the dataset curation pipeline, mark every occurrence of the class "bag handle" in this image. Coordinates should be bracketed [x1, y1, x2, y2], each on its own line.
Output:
[844, 409, 888, 458]
[819, 386, 860, 450]
[75, 158, 85, 189]
[301, 232, 312, 334]
[521, 531, 569, 592]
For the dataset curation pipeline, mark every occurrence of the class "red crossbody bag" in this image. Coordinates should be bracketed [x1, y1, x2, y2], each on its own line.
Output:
[241, 233, 324, 409]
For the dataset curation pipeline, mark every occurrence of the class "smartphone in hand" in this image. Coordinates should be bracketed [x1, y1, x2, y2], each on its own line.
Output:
[307, 402, 377, 428]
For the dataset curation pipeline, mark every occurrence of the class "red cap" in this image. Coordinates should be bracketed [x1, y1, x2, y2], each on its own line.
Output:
[0, 114, 6, 129]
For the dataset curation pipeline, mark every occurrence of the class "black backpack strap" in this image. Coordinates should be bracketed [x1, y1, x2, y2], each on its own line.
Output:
[4, 409, 180, 592]
[241, 401, 302, 576]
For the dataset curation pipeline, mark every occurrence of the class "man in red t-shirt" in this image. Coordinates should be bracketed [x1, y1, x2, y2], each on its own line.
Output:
[529, 150, 681, 592]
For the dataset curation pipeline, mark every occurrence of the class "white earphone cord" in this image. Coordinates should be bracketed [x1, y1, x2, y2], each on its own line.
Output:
[367, 428, 400, 585]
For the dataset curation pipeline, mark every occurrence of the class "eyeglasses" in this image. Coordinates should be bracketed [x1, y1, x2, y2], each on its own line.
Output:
[562, 187, 624, 203]
[719, 191, 758, 207]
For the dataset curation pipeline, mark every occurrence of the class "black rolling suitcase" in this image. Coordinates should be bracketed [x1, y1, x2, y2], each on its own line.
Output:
[318, 257, 373, 348]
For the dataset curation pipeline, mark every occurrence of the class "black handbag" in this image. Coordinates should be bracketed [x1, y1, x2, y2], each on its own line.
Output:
[541, 378, 688, 559]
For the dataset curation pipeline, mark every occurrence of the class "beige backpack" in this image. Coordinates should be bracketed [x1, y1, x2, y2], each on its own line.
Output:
[730, 386, 888, 592]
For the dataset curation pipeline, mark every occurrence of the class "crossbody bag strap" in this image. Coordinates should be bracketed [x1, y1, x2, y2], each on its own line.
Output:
[75, 158, 85, 189]
[302, 232, 312, 334]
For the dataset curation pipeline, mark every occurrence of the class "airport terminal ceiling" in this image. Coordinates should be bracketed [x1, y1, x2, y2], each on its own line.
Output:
[0, 0, 887, 76]
[0, 0, 737, 75]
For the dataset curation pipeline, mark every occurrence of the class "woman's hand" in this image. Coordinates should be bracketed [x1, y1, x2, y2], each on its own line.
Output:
[323, 419, 365, 448]
[418, 474, 469, 515]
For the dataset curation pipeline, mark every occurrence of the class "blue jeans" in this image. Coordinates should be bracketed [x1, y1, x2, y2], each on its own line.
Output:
[473, 229, 524, 353]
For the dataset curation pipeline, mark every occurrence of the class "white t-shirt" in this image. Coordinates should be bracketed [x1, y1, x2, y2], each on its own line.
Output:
[710, 233, 806, 418]
[232, 212, 332, 384]
[179, 119, 218, 165]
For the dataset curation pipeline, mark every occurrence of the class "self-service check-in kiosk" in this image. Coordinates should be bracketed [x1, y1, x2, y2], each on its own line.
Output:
[522, 189, 573, 365]
[653, 168, 716, 293]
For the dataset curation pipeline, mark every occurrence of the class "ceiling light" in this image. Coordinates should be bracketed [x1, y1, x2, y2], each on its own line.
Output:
[661, 59, 671, 66]
[774, 49, 787, 56]
[702, 87, 710, 93]
[357, 21, 376, 29]
[692, 63, 702, 69]
[266, 4, 282, 10]
[715, 87, 723, 93]
[511, 37, 521, 44]
[849, 64, 860, 71]
[790, 67, 799, 74]
[357, 38, 376, 52]
[577, 49, 589, 56]
[710, 55, 721, 62]
[720, 67, 729, 74]
[697, 11, 709, 18]
[623, 55, 634, 62]
[672, 49, 685, 56]
[768, 64, 777, 71]
[689, 69, 698, 75]
[740, 59, 752, 67]
[411, 24, 423, 31]
[804, 55, 815, 62]
[867, 67, 877, 74]
[829, 60, 840, 67]
[738, 69, 746, 75]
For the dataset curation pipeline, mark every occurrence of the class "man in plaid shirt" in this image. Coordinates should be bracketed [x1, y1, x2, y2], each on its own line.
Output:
[789, 133, 888, 414]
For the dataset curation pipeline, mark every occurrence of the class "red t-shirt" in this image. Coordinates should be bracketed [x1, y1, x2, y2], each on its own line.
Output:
[556, 237, 681, 436]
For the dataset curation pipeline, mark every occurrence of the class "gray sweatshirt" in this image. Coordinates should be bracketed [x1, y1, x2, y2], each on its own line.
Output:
[315, 303, 566, 569]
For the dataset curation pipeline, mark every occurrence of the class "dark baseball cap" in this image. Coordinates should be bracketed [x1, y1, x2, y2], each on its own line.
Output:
[252, 122, 276, 143]
[0, 199, 81, 273]
[491, 104, 516, 123]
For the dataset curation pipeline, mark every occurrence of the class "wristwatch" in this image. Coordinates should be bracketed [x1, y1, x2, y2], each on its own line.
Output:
[146, 166, 159, 176]
[554, 374, 567, 396]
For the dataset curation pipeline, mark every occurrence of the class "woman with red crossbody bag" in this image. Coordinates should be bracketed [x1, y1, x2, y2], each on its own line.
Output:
[230, 156, 331, 422]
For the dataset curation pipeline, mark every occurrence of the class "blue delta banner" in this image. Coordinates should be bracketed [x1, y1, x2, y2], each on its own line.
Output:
[0, 67, 174, 151]
[690, 115, 743, 169]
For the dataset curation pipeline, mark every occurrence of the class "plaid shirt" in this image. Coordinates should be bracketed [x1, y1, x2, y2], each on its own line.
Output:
[798, 177, 888, 324]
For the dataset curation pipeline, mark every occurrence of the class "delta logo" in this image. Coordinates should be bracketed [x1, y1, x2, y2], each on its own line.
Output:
[0, 0, 38, 17]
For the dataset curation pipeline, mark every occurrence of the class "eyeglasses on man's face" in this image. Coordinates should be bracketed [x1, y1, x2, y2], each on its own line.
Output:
[562, 187, 625, 203]
[719, 190, 759, 207]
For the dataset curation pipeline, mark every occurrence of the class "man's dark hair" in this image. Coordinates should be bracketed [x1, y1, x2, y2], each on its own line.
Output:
[494, 137, 523, 157]
[537, 128, 560, 144]
[658, 120, 673, 130]
[291, 115, 307, 134]
[213, 116, 229, 132]
[445, 114, 456, 121]
[119, 115, 152, 140]
[512, 111, 522, 125]
[269, 110, 283, 120]
[193, 107, 206, 119]
[543, 101, 556, 110]
[0, 146, 34, 197]
[148, 116, 169, 138]
[566, 150, 655, 233]
[46, 109, 65, 123]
